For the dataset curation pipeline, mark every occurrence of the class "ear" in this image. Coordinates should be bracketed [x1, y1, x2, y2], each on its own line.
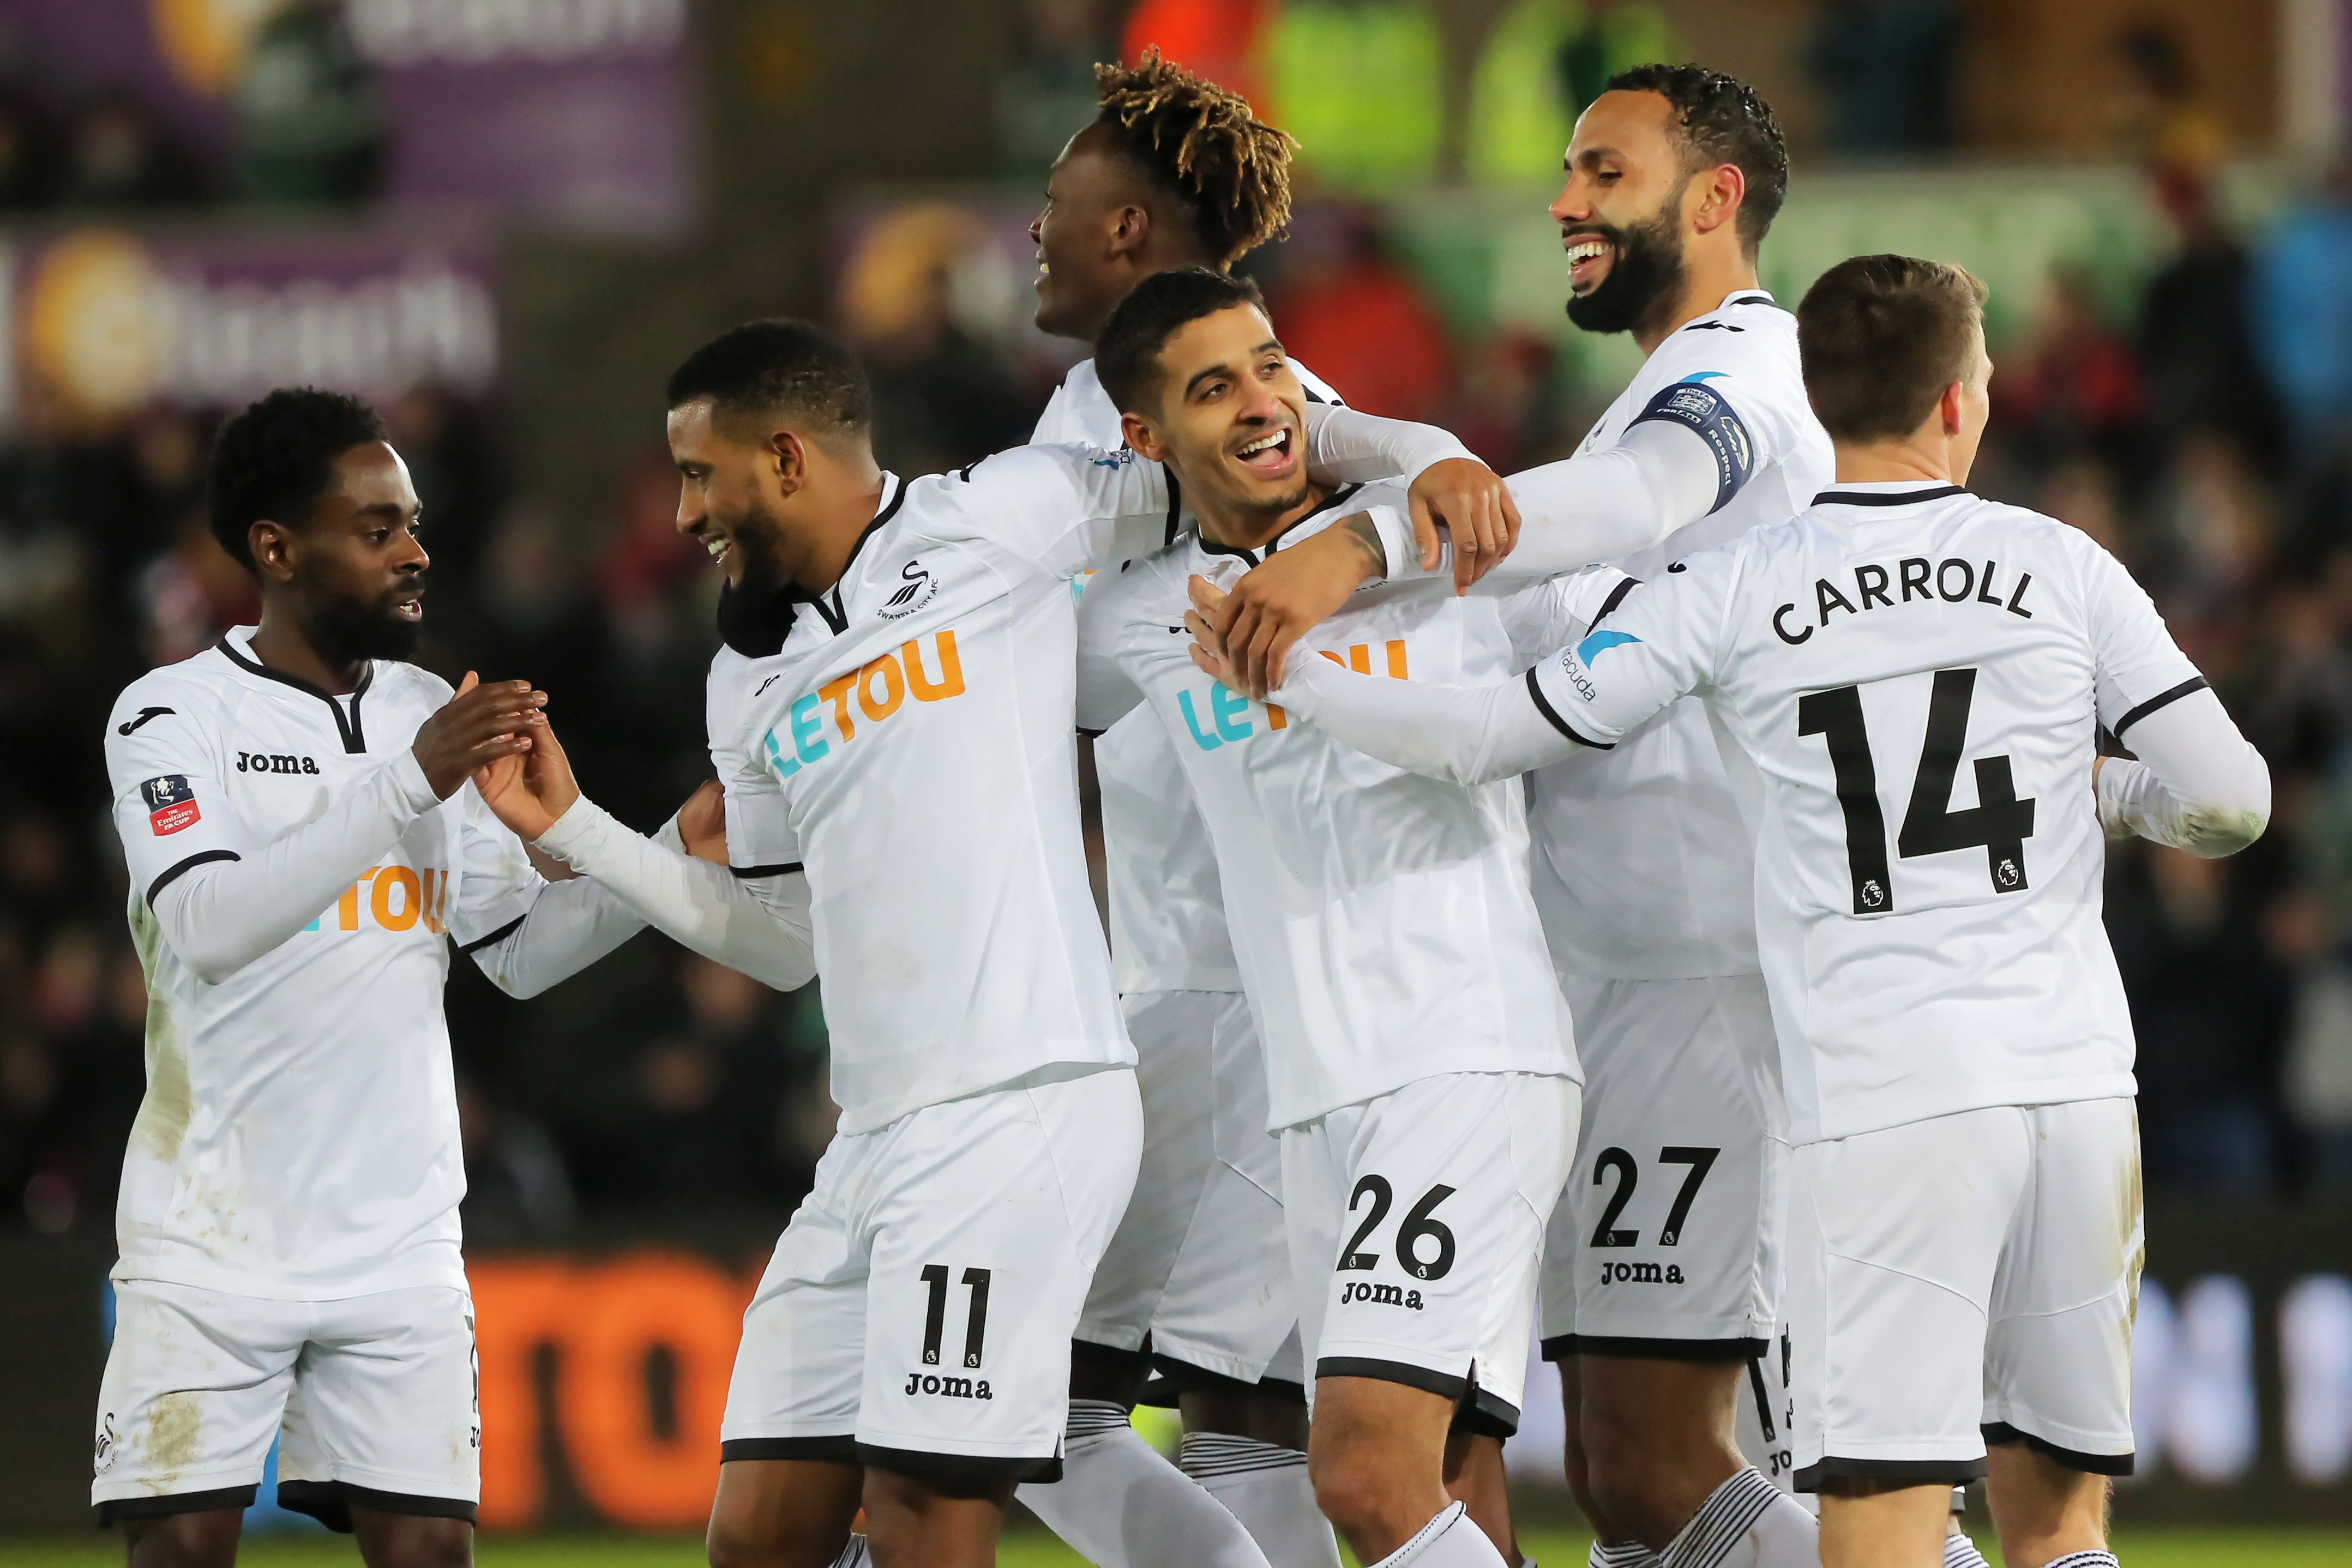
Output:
[766, 429, 811, 496]
[1121, 409, 1168, 463]
[1689, 161, 1747, 239]
[1106, 201, 1151, 261]
[248, 520, 298, 584]
[1939, 380, 1966, 437]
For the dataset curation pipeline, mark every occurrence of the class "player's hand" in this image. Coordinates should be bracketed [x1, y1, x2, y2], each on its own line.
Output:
[678, 779, 729, 865]
[414, 672, 543, 799]
[1408, 456, 1520, 594]
[474, 711, 581, 841]
[1185, 577, 1250, 692]
[1208, 515, 1385, 699]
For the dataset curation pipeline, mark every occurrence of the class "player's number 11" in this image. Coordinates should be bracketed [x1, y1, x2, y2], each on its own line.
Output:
[1798, 666, 2036, 916]
[919, 1263, 991, 1368]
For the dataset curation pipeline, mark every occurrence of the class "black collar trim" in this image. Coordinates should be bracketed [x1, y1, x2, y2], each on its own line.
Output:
[1723, 291, 1775, 307]
[1812, 485, 1969, 508]
[1198, 483, 1367, 566]
[720, 475, 907, 654]
[214, 636, 372, 753]
[797, 474, 907, 637]
[1163, 470, 1184, 548]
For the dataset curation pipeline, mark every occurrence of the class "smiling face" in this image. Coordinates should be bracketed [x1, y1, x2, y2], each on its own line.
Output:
[1030, 122, 1150, 342]
[1550, 89, 1695, 336]
[667, 397, 791, 591]
[258, 440, 429, 664]
[1118, 302, 1310, 536]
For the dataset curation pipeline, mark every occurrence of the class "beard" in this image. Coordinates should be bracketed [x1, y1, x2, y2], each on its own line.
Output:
[713, 497, 796, 658]
[304, 584, 423, 666]
[1564, 191, 1689, 337]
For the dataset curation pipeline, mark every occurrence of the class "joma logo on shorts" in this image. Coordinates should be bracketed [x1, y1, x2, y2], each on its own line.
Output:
[1598, 1262, 1686, 1285]
[1340, 1281, 1425, 1310]
[904, 1372, 994, 1400]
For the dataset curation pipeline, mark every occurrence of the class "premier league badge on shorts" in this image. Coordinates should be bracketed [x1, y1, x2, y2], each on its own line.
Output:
[141, 775, 201, 836]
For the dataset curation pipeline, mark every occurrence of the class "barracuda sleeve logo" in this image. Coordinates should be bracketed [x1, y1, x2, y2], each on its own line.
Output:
[1575, 629, 1641, 664]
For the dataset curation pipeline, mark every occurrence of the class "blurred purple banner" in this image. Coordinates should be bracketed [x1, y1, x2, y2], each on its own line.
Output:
[0, 0, 692, 234]
[0, 219, 498, 423]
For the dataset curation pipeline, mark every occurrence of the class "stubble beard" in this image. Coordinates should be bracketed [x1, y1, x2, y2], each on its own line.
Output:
[305, 585, 423, 666]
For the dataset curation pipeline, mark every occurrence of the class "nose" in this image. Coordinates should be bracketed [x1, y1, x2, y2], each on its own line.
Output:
[1028, 212, 1045, 247]
[675, 479, 705, 535]
[1550, 172, 1589, 225]
[397, 530, 430, 574]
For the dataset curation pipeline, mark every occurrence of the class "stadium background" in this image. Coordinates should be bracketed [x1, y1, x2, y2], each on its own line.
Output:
[0, 0, 2347, 1560]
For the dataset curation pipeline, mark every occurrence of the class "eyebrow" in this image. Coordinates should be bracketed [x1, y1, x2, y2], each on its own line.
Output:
[1183, 340, 1283, 399]
[1570, 145, 1624, 168]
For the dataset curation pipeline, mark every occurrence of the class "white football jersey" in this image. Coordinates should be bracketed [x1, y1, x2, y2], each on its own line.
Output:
[706, 447, 1177, 1133]
[103, 630, 546, 1299]
[1529, 483, 2205, 1143]
[1077, 483, 1578, 1129]
[1526, 290, 1833, 979]
[1037, 354, 1343, 994]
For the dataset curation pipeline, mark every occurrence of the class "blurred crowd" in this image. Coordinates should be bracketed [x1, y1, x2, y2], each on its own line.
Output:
[2, 0, 2348, 1247]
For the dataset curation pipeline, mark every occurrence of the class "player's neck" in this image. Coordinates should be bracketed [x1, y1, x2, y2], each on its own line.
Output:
[1635, 249, 1760, 357]
[1193, 479, 1338, 553]
[248, 603, 366, 696]
[1832, 439, 1959, 487]
[782, 462, 889, 597]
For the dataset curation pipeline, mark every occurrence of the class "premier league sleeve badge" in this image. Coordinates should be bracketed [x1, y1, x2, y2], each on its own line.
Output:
[141, 774, 201, 835]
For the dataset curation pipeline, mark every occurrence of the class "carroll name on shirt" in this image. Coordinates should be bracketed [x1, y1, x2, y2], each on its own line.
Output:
[1771, 555, 2036, 646]
[761, 630, 966, 781]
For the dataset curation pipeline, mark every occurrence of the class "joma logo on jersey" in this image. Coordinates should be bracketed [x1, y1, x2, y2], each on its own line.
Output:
[301, 865, 452, 935]
[237, 751, 321, 775]
[903, 1372, 994, 1400]
[1598, 1261, 1687, 1285]
[1181, 640, 1408, 751]
[1340, 1281, 1425, 1309]
[763, 631, 967, 780]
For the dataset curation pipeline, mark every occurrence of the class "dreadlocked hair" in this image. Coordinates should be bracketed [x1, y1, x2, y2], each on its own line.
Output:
[1094, 48, 1296, 266]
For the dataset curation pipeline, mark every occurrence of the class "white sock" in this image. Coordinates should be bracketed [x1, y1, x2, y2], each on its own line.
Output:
[1178, 1432, 1344, 1568]
[1658, 1467, 1819, 1568]
[1014, 1401, 1272, 1568]
[1369, 1500, 1510, 1568]
[2042, 1555, 2120, 1568]
[828, 1537, 870, 1567]
[1944, 1529, 1992, 1568]
[1591, 1542, 1661, 1568]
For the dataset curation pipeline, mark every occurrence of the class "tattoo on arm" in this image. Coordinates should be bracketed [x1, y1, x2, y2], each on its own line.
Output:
[1338, 512, 1388, 582]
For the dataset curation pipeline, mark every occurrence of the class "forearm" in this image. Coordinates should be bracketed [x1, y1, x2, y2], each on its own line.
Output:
[2100, 691, 2271, 856]
[152, 751, 441, 984]
[1273, 655, 1580, 785]
[1386, 423, 1720, 583]
[534, 797, 817, 989]
[1302, 403, 1476, 485]
[467, 836, 664, 998]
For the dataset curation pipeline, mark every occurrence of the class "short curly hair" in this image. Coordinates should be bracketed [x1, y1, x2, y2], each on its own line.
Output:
[666, 318, 873, 447]
[206, 388, 388, 574]
[1094, 48, 1296, 266]
[1605, 64, 1789, 252]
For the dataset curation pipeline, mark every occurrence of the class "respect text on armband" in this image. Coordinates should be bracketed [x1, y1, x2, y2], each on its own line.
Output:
[762, 630, 968, 780]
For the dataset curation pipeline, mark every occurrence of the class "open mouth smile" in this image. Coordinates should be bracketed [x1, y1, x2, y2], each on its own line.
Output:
[1565, 234, 1614, 291]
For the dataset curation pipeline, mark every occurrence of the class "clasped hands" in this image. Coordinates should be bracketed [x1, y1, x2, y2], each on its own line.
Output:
[1188, 455, 1520, 699]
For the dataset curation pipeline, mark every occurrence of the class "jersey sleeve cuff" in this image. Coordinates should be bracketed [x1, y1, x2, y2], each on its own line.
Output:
[1525, 661, 1616, 750]
[1365, 504, 1427, 583]
[389, 748, 441, 813]
[535, 796, 619, 870]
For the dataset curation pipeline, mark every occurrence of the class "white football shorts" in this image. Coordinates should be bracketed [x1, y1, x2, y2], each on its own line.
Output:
[720, 1065, 1142, 1481]
[1789, 1096, 2142, 1488]
[92, 1281, 479, 1528]
[1284, 1071, 1578, 1434]
[1078, 989, 1301, 1387]
[1543, 974, 1787, 1358]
